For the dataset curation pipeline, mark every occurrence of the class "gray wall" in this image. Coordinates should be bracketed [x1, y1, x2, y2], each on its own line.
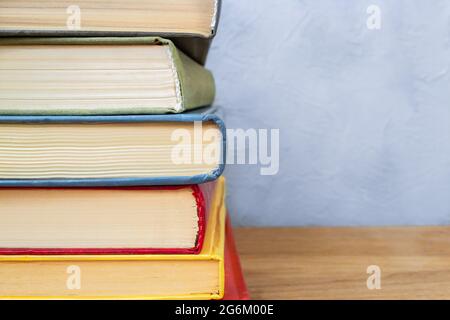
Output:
[207, 0, 450, 227]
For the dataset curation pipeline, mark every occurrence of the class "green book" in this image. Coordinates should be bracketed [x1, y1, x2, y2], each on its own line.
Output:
[0, 37, 215, 115]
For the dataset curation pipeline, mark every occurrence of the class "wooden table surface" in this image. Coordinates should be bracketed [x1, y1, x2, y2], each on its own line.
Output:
[234, 227, 450, 300]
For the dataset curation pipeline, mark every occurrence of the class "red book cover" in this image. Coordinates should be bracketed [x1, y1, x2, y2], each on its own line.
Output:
[223, 215, 250, 300]
[0, 181, 218, 255]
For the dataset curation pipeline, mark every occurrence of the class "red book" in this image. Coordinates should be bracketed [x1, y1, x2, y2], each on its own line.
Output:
[0, 181, 219, 255]
[223, 216, 250, 300]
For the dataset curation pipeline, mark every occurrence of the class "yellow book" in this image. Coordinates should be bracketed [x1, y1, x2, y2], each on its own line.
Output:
[0, 177, 226, 300]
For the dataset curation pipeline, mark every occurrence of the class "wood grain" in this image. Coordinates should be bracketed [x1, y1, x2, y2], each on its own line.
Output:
[234, 227, 450, 300]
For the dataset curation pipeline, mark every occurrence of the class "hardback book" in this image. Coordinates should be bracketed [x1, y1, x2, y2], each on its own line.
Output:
[0, 113, 225, 186]
[223, 216, 250, 300]
[0, 177, 226, 300]
[0, 0, 221, 65]
[0, 180, 221, 255]
[0, 37, 215, 115]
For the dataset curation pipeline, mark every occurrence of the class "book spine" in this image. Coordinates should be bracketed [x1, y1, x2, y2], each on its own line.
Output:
[223, 216, 250, 300]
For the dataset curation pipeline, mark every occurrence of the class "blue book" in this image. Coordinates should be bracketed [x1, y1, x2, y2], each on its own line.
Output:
[0, 112, 225, 187]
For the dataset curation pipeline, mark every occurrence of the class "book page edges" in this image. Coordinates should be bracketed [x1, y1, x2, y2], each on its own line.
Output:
[0, 177, 225, 300]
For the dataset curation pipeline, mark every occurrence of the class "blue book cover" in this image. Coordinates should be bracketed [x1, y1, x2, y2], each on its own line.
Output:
[0, 112, 226, 187]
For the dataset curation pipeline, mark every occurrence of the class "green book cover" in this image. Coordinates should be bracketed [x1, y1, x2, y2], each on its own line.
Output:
[0, 37, 215, 115]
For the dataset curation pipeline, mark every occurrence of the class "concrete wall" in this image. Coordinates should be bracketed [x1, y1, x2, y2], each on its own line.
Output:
[207, 0, 450, 226]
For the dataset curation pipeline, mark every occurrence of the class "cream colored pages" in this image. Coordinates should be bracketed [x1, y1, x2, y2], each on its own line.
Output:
[0, 44, 182, 114]
[0, 188, 198, 248]
[0, 0, 217, 36]
[0, 122, 222, 179]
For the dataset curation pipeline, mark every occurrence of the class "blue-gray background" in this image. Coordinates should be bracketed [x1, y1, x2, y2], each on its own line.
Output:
[207, 0, 450, 227]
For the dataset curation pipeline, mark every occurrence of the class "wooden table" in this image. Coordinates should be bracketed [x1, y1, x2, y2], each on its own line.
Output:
[234, 227, 450, 300]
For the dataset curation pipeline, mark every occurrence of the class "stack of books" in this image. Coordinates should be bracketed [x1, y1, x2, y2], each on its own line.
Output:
[0, 0, 248, 300]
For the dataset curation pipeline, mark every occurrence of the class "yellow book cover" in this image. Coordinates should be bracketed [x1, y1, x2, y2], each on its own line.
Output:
[0, 177, 226, 300]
